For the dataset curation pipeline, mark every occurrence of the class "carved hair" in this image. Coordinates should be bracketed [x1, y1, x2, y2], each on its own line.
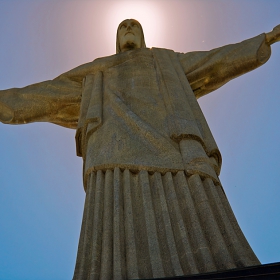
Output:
[116, 19, 146, 53]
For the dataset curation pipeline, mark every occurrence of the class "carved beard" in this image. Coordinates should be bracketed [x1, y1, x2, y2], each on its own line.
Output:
[123, 41, 138, 50]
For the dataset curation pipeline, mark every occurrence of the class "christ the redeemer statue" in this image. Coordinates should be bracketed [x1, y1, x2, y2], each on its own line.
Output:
[0, 19, 279, 280]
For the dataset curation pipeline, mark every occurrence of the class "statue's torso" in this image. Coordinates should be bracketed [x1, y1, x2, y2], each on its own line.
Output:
[84, 49, 184, 176]
[104, 49, 169, 138]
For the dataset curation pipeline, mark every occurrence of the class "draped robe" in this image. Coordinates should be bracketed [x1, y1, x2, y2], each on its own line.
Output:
[0, 34, 271, 279]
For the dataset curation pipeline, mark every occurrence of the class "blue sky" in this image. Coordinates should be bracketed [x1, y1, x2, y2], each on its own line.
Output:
[0, 1, 280, 279]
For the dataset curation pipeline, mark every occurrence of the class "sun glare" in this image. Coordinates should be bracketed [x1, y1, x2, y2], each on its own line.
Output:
[105, 0, 166, 52]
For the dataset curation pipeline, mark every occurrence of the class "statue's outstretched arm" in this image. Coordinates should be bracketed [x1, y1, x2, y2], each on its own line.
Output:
[0, 76, 82, 129]
[179, 25, 280, 98]
[0, 54, 107, 129]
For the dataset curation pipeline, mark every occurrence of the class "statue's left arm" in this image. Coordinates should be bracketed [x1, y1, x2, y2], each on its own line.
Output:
[180, 25, 280, 98]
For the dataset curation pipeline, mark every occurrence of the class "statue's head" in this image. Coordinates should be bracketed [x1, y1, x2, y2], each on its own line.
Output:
[116, 19, 146, 53]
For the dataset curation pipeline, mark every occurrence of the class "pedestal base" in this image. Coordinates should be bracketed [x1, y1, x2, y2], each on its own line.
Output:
[148, 262, 280, 280]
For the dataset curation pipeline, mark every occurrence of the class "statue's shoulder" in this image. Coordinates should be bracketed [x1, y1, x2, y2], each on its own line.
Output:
[92, 48, 155, 68]
[57, 48, 181, 82]
[93, 48, 177, 65]
[150, 47, 175, 52]
[56, 54, 118, 81]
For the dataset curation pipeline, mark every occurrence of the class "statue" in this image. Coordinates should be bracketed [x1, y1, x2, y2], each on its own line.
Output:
[0, 19, 279, 280]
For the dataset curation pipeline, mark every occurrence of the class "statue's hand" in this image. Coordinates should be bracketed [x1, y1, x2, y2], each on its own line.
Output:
[266, 24, 280, 45]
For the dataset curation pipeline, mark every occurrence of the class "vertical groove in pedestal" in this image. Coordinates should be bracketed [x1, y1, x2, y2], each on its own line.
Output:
[150, 172, 183, 277]
[174, 171, 216, 273]
[73, 170, 260, 280]
[100, 170, 113, 280]
[74, 172, 96, 280]
[162, 172, 198, 275]
[89, 170, 105, 280]
[139, 170, 165, 279]
[188, 174, 235, 271]
[123, 169, 139, 279]
[216, 185, 260, 265]
[130, 171, 153, 279]
[204, 178, 249, 266]
[113, 168, 126, 280]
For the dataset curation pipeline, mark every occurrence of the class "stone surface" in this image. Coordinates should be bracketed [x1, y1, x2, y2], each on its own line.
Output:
[151, 262, 280, 279]
[0, 19, 279, 280]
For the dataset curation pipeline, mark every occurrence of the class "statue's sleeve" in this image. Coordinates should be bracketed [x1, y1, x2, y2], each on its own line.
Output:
[0, 76, 82, 129]
[178, 33, 271, 98]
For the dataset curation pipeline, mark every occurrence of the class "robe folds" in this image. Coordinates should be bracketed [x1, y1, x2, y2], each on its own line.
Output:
[0, 34, 271, 279]
[76, 47, 222, 187]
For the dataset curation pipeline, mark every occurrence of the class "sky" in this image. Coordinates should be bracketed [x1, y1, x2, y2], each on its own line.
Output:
[0, 1, 279, 279]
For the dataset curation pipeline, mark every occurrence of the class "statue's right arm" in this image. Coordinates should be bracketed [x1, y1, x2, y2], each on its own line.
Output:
[0, 60, 97, 129]
[0, 77, 81, 129]
[179, 32, 272, 99]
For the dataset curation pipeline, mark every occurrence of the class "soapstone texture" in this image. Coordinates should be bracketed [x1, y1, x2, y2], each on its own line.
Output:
[0, 20, 279, 280]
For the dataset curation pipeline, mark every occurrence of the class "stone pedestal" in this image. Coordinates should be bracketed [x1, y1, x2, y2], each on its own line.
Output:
[148, 262, 280, 280]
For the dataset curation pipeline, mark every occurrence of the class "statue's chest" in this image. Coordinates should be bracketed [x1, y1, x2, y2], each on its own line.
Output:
[103, 52, 167, 129]
[104, 53, 160, 105]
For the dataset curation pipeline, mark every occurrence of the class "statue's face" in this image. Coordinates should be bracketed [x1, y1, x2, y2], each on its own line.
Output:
[118, 19, 142, 52]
